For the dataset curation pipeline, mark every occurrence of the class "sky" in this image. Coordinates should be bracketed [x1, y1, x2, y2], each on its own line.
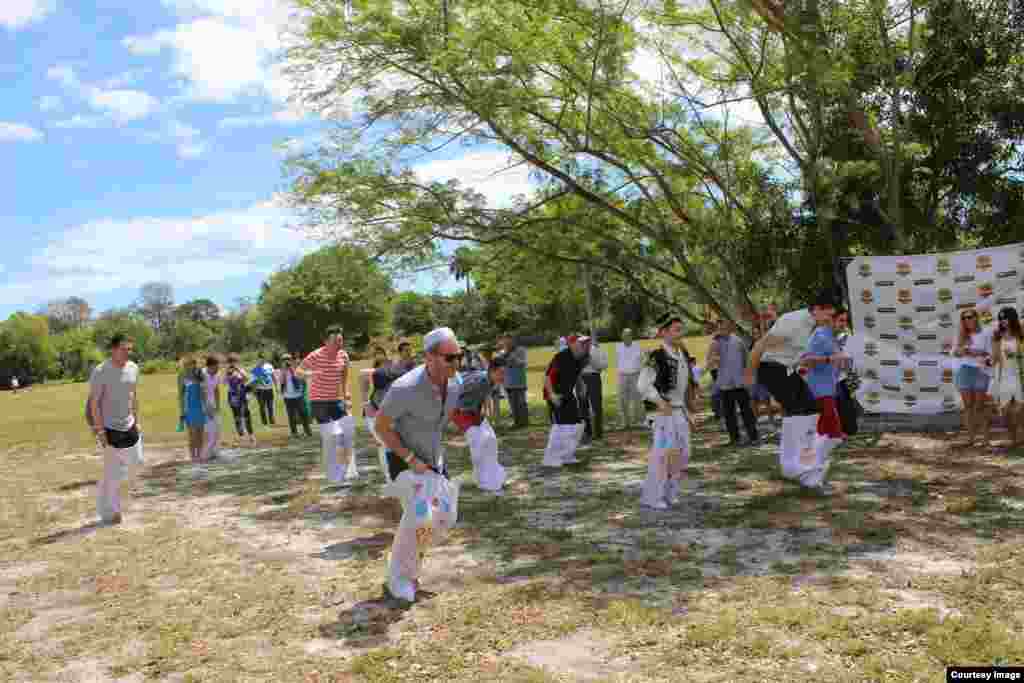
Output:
[0, 1, 760, 321]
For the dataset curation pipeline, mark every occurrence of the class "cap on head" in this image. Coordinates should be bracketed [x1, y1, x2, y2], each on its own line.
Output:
[810, 288, 839, 309]
[424, 327, 458, 352]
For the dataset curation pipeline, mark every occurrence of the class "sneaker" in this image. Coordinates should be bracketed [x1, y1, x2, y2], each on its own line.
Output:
[642, 500, 669, 510]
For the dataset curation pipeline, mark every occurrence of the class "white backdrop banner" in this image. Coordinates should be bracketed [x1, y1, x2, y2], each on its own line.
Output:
[846, 243, 1024, 414]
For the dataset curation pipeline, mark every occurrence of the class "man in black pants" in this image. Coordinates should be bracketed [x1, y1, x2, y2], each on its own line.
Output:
[710, 319, 758, 446]
[745, 289, 837, 486]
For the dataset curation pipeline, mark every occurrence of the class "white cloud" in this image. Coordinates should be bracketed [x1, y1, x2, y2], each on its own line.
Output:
[85, 88, 161, 123]
[52, 115, 105, 129]
[0, 200, 316, 308]
[46, 64, 78, 88]
[0, 0, 55, 30]
[100, 69, 151, 89]
[414, 150, 535, 207]
[217, 108, 306, 129]
[37, 95, 62, 112]
[0, 122, 43, 142]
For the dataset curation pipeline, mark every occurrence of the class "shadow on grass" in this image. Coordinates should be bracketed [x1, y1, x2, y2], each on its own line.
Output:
[123, 403, 1024, 602]
[56, 479, 98, 492]
[32, 521, 107, 546]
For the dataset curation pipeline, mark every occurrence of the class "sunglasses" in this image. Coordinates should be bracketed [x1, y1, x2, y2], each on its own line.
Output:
[962, 314, 976, 320]
[439, 352, 463, 363]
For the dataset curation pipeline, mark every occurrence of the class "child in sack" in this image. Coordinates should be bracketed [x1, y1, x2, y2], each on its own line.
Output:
[797, 309, 850, 491]
[448, 354, 508, 494]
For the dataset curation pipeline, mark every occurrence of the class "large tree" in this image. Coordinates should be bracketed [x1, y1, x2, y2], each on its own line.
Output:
[0, 313, 57, 382]
[259, 244, 393, 352]
[137, 282, 176, 331]
[284, 0, 1023, 323]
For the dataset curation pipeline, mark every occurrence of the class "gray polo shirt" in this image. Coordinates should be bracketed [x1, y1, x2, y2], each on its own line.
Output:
[713, 334, 748, 391]
[378, 365, 454, 469]
[89, 360, 139, 431]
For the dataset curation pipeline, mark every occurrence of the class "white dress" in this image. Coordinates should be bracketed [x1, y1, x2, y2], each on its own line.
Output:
[994, 338, 1024, 408]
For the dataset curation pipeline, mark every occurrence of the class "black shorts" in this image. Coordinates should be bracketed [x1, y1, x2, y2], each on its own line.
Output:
[385, 450, 447, 481]
[310, 400, 347, 424]
[756, 361, 818, 416]
[105, 425, 140, 449]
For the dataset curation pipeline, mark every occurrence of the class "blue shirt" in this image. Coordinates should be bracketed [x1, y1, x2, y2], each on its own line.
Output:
[805, 326, 838, 398]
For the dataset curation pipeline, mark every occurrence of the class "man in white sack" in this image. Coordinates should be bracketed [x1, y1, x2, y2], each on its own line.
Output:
[744, 289, 838, 493]
[449, 354, 508, 494]
[375, 327, 462, 603]
[542, 334, 591, 467]
[297, 325, 357, 486]
[88, 333, 143, 525]
[637, 314, 699, 509]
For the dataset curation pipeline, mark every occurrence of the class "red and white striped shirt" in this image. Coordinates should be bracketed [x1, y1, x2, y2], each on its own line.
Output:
[301, 346, 350, 401]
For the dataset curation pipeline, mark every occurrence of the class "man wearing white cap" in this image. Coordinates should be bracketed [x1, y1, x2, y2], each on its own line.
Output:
[375, 327, 462, 602]
[542, 334, 591, 467]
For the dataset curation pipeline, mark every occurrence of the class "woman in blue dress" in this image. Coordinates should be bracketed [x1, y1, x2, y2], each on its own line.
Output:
[178, 354, 207, 463]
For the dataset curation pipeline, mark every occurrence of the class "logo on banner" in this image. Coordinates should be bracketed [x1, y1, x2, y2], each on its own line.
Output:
[943, 395, 958, 410]
[914, 278, 935, 287]
[904, 394, 918, 408]
[896, 262, 912, 277]
[898, 316, 914, 331]
[865, 342, 879, 357]
[977, 254, 993, 271]
[938, 312, 954, 328]
[978, 282, 994, 299]
[878, 306, 897, 314]
[942, 340, 954, 354]
[955, 274, 976, 284]
[866, 391, 881, 406]
[903, 369, 916, 383]
[864, 367, 879, 381]
[858, 262, 872, 277]
[897, 289, 913, 304]
[882, 383, 901, 393]
[919, 359, 939, 367]
[876, 280, 896, 288]
[902, 342, 917, 356]
[980, 309, 994, 326]
[942, 368, 954, 383]
[880, 359, 900, 368]
[880, 333, 899, 342]
[920, 386, 940, 394]
[864, 315, 877, 329]
[937, 257, 952, 275]
[917, 333, 937, 342]
[861, 289, 874, 305]
[915, 305, 936, 314]
[1019, 247, 1024, 263]
[996, 295, 1017, 306]
[956, 301, 977, 311]
[937, 288, 953, 305]
[998, 269, 1018, 280]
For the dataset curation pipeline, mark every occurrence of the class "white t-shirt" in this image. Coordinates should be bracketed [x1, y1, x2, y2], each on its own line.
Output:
[961, 326, 994, 373]
[616, 343, 643, 374]
[761, 309, 816, 369]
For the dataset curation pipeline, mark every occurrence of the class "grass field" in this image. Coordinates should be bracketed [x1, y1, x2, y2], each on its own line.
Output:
[3, 336, 1024, 682]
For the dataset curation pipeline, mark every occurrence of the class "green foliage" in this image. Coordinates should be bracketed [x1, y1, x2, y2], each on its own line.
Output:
[140, 359, 180, 375]
[0, 313, 58, 382]
[392, 291, 438, 336]
[158, 319, 216, 359]
[259, 244, 393, 352]
[52, 327, 104, 381]
[92, 310, 157, 361]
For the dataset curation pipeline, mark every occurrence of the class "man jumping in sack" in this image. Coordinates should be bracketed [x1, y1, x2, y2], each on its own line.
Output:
[744, 289, 838, 494]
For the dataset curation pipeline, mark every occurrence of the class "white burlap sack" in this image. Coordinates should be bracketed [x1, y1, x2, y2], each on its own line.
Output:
[382, 471, 460, 602]
[466, 419, 506, 492]
[779, 414, 818, 481]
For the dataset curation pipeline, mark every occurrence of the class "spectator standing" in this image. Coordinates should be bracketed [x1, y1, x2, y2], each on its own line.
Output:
[224, 354, 256, 447]
[709, 319, 759, 447]
[251, 355, 277, 427]
[499, 334, 529, 428]
[616, 328, 644, 429]
[280, 354, 313, 438]
[581, 335, 609, 441]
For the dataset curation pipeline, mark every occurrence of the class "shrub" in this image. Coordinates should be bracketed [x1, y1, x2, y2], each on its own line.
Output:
[140, 359, 179, 375]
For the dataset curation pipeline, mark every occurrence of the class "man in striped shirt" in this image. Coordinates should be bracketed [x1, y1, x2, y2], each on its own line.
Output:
[298, 325, 354, 484]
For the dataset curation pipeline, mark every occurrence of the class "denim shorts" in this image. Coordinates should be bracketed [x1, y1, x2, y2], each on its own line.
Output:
[955, 365, 990, 393]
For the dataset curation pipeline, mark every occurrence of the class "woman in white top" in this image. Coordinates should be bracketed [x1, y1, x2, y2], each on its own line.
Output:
[991, 307, 1024, 451]
[953, 308, 993, 446]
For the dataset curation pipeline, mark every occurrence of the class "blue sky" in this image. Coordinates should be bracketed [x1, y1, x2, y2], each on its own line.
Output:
[0, 0, 541, 320]
[0, 1, 763, 322]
